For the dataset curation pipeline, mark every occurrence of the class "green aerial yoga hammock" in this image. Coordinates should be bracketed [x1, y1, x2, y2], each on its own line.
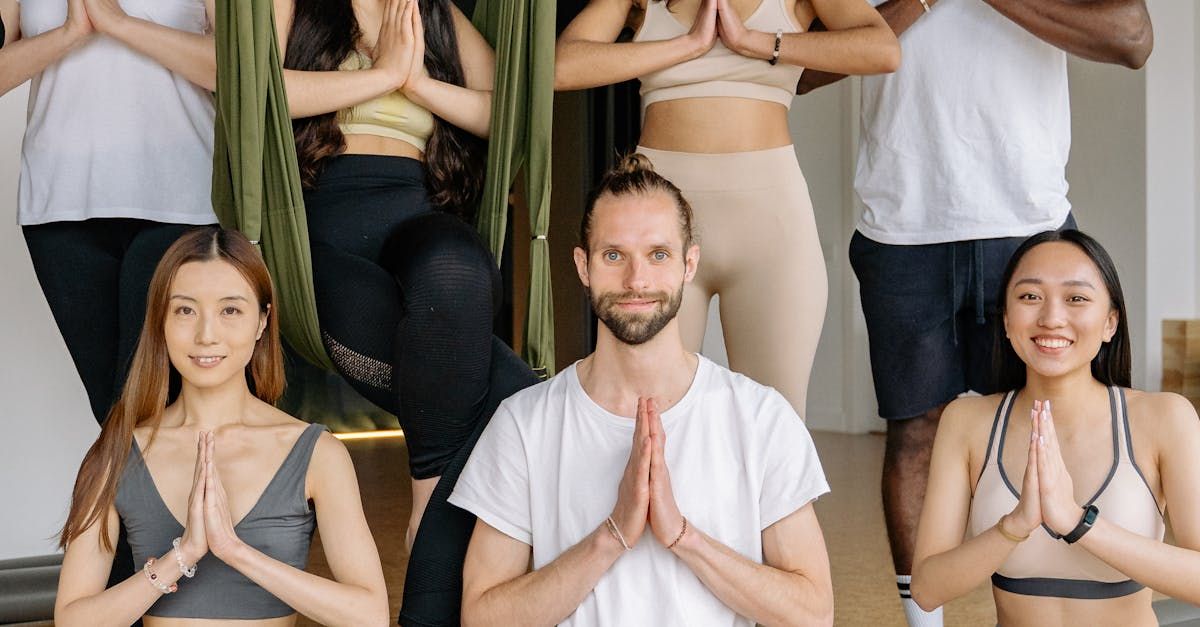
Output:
[472, 0, 556, 377]
[211, 0, 555, 377]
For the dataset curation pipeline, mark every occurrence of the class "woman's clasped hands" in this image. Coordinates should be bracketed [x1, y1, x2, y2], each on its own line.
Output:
[372, 0, 429, 94]
[176, 432, 246, 568]
[1002, 400, 1090, 542]
[683, 0, 775, 60]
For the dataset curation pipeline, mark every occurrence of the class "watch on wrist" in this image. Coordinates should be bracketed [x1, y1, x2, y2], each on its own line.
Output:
[1062, 504, 1099, 544]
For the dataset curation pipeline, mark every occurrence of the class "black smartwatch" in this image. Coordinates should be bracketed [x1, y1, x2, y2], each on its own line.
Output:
[1063, 504, 1100, 544]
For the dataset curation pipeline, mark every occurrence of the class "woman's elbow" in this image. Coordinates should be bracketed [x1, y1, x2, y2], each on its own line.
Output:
[872, 38, 901, 74]
[908, 574, 942, 613]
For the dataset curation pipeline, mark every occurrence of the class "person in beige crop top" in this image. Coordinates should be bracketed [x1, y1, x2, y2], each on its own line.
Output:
[55, 228, 388, 627]
[556, 0, 898, 423]
[911, 230, 1200, 627]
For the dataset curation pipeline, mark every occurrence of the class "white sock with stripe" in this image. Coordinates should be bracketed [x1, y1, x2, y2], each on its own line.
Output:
[897, 574, 943, 627]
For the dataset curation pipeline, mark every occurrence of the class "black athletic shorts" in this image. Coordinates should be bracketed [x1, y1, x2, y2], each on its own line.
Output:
[848, 214, 1076, 419]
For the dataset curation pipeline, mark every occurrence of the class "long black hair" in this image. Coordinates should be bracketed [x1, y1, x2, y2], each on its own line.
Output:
[284, 0, 486, 220]
[993, 229, 1132, 391]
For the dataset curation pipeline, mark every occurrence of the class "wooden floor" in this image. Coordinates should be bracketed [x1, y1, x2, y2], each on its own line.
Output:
[302, 430, 997, 626]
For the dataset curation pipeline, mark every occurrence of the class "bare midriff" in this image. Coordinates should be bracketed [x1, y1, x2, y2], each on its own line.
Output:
[144, 614, 297, 627]
[639, 97, 793, 153]
[993, 586, 1157, 627]
[343, 134, 425, 161]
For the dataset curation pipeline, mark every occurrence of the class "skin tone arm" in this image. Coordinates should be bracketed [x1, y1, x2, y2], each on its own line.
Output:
[0, 0, 92, 95]
[910, 399, 1044, 611]
[1036, 396, 1200, 605]
[555, 0, 718, 91]
[981, 0, 1152, 69]
[83, 0, 218, 91]
[55, 437, 210, 626]
[399, 0, 494, 138]
[460, 398, 654, 626]
[716, 0, 899, 75]
[645, 400, 834, 626]
[204, 432, 390, 627]
[799, 0, 1151, 95]
[797, 0, 926, 94]
[274, 0, 418, 118]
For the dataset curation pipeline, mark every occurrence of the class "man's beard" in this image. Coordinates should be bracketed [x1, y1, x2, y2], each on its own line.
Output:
[589, 283, 684, 346]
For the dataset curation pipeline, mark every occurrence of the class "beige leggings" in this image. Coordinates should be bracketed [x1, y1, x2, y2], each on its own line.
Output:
[638, 145, 827, 416]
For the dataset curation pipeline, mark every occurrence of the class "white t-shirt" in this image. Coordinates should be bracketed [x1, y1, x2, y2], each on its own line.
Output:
[18, 0, 217, 226]
[854, 0, 1072, 245]
[449, 355, 830, 627]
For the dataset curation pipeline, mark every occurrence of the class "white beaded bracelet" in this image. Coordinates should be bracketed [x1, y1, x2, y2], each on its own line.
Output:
[172, 537, 197, 578]
[143, 557, 177, 594]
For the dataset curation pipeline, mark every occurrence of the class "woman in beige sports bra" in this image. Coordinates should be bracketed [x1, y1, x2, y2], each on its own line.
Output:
[557, 0, 898, 417]
[911, 230, 1200, 626]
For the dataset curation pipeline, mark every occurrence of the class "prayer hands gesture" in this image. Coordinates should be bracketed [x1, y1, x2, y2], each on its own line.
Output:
[177, 432, 245, 565]
[64, 0, 94, 40]
[610, 398, 688, 550]
[1004, 401, 1083, 539]
[713, 0, 752, 55]
[81, 0, 128, 36]
[374, 0, 427, 91]
[684, 0, 718, 58]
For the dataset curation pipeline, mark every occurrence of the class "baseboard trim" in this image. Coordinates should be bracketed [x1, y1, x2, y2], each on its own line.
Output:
[0, 554, 61, 624]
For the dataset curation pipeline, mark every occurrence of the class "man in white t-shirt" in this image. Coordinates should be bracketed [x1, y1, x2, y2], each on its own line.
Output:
[797, 2, 1152, 626]
[449, 155, 834, 626]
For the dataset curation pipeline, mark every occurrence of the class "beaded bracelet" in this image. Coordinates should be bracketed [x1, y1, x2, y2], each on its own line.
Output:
[768, 30, 783, 66]
[172, 537, 197, 578]
[666, 517, 689, 550]
[604, 516, 632, 551]
[143, 557, 178, 594]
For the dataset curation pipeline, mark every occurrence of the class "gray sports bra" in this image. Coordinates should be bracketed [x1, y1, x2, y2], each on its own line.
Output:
[115, 422, 327, 619]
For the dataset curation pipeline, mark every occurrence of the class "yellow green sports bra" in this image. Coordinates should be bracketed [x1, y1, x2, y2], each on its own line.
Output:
[337, 50, 436, 151]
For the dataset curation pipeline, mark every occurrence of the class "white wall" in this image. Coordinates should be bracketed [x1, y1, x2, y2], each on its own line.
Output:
[0, 85, 99, 560]
[1143, 0, 1199, 391]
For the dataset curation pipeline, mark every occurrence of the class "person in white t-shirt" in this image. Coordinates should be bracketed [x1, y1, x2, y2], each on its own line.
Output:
[796, 2, 1153, 626]
[449, 153, 834, 627]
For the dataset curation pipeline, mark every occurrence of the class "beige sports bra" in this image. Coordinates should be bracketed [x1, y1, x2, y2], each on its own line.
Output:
[336, 50, 436, 151]
[968, 388, 1164, 599]
[633, 0, 805, 109]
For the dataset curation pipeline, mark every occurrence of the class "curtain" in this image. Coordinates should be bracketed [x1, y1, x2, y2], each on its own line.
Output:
[211, 0, 334, 370]
[472, 0, 556, 377]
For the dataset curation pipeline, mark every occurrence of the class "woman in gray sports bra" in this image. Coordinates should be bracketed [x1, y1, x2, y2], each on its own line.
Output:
[910, 230, 1200, 627]
[53, 228, 389, 626]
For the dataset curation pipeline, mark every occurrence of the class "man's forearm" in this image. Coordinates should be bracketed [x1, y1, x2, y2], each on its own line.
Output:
[671, 525, 833, 627]
[983, 0, 1152, 68]
[464, 527, 626, 627]
[797, 0, 929, 95]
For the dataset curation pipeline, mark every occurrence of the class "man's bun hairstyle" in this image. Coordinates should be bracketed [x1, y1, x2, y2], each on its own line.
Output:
[580, 153, 695, 252]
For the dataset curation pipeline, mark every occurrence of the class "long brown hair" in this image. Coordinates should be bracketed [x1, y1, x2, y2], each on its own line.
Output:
[60, 228, 286, 551]
[285, 0, 487, 219]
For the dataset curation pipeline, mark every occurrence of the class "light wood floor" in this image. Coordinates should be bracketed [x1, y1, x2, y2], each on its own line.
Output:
[303, 430, 997, 626]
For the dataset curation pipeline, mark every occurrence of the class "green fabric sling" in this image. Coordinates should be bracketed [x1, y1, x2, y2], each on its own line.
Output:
[473, 0, 556, 377]
[211, 0, 333, 370]
[212, 0, 554, 375]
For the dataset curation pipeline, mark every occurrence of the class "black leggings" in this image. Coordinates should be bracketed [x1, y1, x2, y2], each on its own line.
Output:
[305, 155, 538, 625]
[22, 218, 198, 423]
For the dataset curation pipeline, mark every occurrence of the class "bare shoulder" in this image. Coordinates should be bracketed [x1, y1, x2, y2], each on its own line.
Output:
[941, 393, 1005, 444]
[1126, 389, 1200, 444]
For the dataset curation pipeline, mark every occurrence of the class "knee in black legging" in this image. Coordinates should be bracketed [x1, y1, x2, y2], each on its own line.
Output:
[383, 212, 502, 479]
[382, 211, 501, 317]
